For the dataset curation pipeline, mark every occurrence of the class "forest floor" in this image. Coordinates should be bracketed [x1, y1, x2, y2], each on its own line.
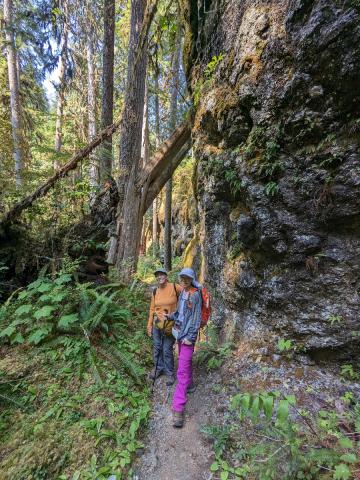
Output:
[133, 358, 214, 480]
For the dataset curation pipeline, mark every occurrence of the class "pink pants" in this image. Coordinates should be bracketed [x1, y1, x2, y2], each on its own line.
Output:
[172, 342, 195, 413]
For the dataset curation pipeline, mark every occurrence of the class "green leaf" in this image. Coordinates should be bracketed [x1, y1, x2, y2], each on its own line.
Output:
[221, 472, 229, 480]
[55, 274, 72, 285]
[11, 332, 24, 344]
[72, 472, 80, 480]
[0, 325, 16, 338]
[276, 399, 289, 423]
[52, 292, 67, 302]
[28, 279, 43, 290]
[285, 394, 296, 406]
[333, 463, 351, 480]
[28, 327, 51, 345]
[18, 290, 29, 300]
[238, 393, 251, 416]
[37, 282, 52, 293]
[340, 453, 357, 464]
[14, 304, 32, 316]
[251, 396, 260, 420]
[210, 462, 219, 472]
[39, 294, 53, 302]
[262, 395, 274, 420]
[58, 314, 79, 329]
[129, 419, 139, 438]
[338, 437, 353, 449]
[33, 305, 55, 320]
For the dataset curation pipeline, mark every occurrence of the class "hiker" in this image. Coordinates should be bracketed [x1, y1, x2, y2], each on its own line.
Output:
[147, 268, 182, 386]
[165, 267, 202, 428]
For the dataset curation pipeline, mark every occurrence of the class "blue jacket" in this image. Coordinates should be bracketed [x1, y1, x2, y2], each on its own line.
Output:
[169, 288, 202, 344]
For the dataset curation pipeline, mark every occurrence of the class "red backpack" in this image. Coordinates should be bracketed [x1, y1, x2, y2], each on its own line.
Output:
[186, 286, 212, 328]
[198, 286, 211, 328]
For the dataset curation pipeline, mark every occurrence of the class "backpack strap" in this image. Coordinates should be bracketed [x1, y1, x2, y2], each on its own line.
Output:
[193, 286, 203, 305]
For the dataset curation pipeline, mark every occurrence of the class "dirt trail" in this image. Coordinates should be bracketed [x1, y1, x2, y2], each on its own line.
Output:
[133, 367, 214, 480]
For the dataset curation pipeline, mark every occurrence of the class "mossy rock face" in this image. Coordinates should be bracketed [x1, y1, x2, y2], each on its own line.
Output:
[183, 0, 360, 356]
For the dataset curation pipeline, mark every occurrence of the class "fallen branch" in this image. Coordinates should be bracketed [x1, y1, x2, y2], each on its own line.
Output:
[138, 121, 192, 212]
[0, 123, 119, 227]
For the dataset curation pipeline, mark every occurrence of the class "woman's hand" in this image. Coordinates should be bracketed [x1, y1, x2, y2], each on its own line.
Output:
[147, 324, 152, 337]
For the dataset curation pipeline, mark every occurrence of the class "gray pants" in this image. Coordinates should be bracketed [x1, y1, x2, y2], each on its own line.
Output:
[152, 327, 175, 376]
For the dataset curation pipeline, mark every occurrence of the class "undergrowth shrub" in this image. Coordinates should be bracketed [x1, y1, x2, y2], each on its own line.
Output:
[0, 271, 152, 479]
[203, 390, 360, 480]
[0, 273, 129, 345]
[195, 324, 235, 371]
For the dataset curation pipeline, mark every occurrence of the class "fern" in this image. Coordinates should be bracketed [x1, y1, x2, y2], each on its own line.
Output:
[87, 347, 105, 386]
[97, 343, 143, 385]
[0, 373, 25, 409]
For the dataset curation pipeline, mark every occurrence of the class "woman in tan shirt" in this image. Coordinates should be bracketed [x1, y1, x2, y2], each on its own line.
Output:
[147, 268, 182, 386]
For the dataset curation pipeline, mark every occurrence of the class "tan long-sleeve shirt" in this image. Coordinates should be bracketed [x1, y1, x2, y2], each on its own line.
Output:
[147, 282, 182, 330]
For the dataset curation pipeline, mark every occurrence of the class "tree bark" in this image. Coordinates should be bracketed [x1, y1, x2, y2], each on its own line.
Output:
[54, 1, 69, 159]
[164, 27, 182, 271]
[141, 79, 150, 168]
[152, 52, 160, 257]
[87, 30, 99, 197]
[117, 0, 147, 212]
[164, 177, 172, 270]
[4, 0, 23, 187]
[115, 0, 148, 280]
[100, 0, 115, 183]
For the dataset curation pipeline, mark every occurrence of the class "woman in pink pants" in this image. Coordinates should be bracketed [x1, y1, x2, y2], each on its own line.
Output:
[165, 268, 202, 428]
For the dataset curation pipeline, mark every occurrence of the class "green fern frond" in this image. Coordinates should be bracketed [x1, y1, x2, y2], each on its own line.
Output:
[97, 344, 142, 385]
[87, 347, 105, 386]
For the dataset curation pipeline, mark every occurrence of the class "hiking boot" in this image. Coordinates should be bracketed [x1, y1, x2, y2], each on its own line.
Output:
[165, 374, 175, 386]
[172, 411, 184, 428]
[187, 382, 196, 394]
[149, 369, 163, 380]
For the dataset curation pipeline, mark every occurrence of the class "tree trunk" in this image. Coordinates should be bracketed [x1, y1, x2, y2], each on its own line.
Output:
[152, 53, 160, 257]
[141, 79, 149, 168]
[87, 31, 99, 197]
[54, 1, 69, 159]
[139, 76, 149, 256]
[100, 0, 115, 183]
[4, 0, 23, 187]
[164, 27, 182, 271]
[117, 0, 147, 213]
[164, 177, 172, 270]
[115, 0, 148, 280]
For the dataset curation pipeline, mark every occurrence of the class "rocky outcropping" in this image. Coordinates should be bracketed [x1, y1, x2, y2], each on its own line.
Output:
[181, 0, 360, 356]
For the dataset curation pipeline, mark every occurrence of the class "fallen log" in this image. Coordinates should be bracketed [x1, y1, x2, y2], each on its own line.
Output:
[106, 120, 191, 265]
[0, 122, 120, 228]
[142, 133, 191, 211]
